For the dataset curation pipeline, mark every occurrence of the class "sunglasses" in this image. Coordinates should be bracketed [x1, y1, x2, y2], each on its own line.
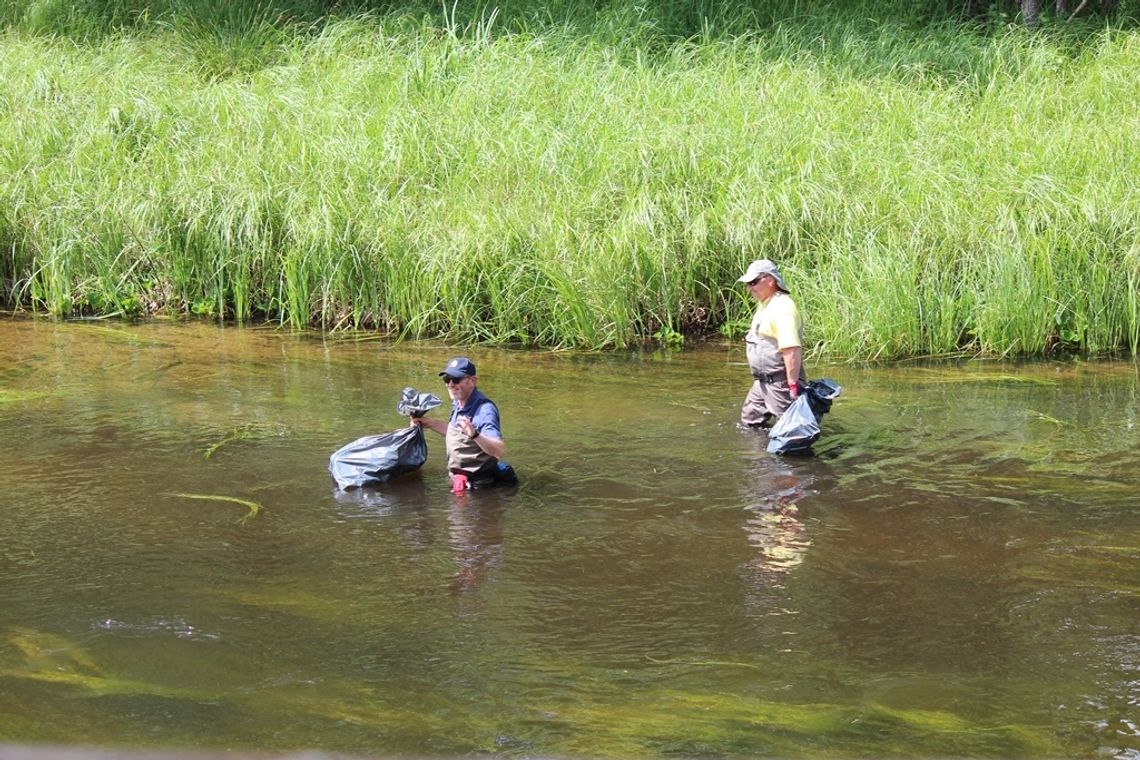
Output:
[746, 276, 764, 286]
[443, 376, 467, 385]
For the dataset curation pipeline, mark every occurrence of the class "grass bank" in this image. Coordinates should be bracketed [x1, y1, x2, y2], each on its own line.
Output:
[0, 7, 1138, 357]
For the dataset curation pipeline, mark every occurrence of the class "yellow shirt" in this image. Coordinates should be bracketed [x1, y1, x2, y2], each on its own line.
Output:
[746, 292, 802, 376]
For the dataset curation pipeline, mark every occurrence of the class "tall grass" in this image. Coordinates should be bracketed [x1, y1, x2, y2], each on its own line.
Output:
[0, 7, 1137, 356]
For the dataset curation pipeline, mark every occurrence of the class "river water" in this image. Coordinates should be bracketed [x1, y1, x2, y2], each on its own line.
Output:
[1, 318, 1137, 758]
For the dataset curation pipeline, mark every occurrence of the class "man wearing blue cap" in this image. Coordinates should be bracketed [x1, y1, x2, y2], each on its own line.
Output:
[413, 356, 513, 490]
[737, 259, 808, 428]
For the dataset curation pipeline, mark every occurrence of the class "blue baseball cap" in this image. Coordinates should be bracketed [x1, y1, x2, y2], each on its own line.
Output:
[439, 356, 477, 379]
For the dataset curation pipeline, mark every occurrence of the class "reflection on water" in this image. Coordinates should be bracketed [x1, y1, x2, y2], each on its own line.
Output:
[744, 504, 810, 577]
[2, 318, 1139, 758]
[738, 434, 815, 593]
[447, 494, 507, 594]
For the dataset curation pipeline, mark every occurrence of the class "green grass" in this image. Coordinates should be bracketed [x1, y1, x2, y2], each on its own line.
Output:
[167, 491, 264, 524]
[0, 3, 1137, 356]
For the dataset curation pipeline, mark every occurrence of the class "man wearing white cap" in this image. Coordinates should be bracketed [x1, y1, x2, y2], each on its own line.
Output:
[737, 259, 807, 427]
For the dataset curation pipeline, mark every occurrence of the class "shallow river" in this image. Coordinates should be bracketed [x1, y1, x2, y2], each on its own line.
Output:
[2, 318, 1138, 758]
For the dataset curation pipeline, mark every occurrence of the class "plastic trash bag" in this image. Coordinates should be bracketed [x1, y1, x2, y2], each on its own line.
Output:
[328, 387, 442, 489]
[396, 387, 442, 419]
[766, 379, 842, 455]
[329, 427, 427, 489]
[803, 378, 841, 418]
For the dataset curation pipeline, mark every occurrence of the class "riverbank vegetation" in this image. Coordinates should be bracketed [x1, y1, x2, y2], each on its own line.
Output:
[0, 0, 1137, 357]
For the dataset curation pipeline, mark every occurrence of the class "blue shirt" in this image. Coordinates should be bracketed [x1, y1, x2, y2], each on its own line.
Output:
[449, 389, 502, 440]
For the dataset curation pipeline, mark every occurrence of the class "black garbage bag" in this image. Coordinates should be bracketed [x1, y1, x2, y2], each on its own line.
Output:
[396, 387, 442, 419]
[328, 387, 442, 489]
[329, 427, 427, 489]
[766, 379, 842, 455]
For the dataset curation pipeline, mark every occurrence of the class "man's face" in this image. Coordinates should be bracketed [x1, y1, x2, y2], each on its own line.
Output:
[747, 273, 776, 300]
[443, 374, 475, 403]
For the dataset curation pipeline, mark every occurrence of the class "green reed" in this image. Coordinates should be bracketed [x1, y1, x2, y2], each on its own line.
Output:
[0, 9, 1137, 357]
[168, 492, 263, 524]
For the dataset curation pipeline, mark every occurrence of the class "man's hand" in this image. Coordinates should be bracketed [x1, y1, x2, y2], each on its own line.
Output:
[789, 381, 799, 399]
[457, 416, 478, 439]
[414, 415, 447, 436]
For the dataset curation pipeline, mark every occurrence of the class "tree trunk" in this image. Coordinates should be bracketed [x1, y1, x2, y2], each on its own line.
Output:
[1022, 0, 1042, 26]
[1055, 0, 1069, 15]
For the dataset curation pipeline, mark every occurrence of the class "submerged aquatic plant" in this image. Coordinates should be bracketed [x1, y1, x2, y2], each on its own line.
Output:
[201, 422, 287, 458]
[7, 627, 107, 678]
[3, 626, 213, 700]
[492, 686, 1059, 758]
[0, 388, 52, 404]
[167, 492, 263, 524]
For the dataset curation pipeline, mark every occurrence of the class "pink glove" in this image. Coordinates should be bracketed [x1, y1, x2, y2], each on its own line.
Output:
[789, 381, 799, 399]
[450, 473, 469, 493]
